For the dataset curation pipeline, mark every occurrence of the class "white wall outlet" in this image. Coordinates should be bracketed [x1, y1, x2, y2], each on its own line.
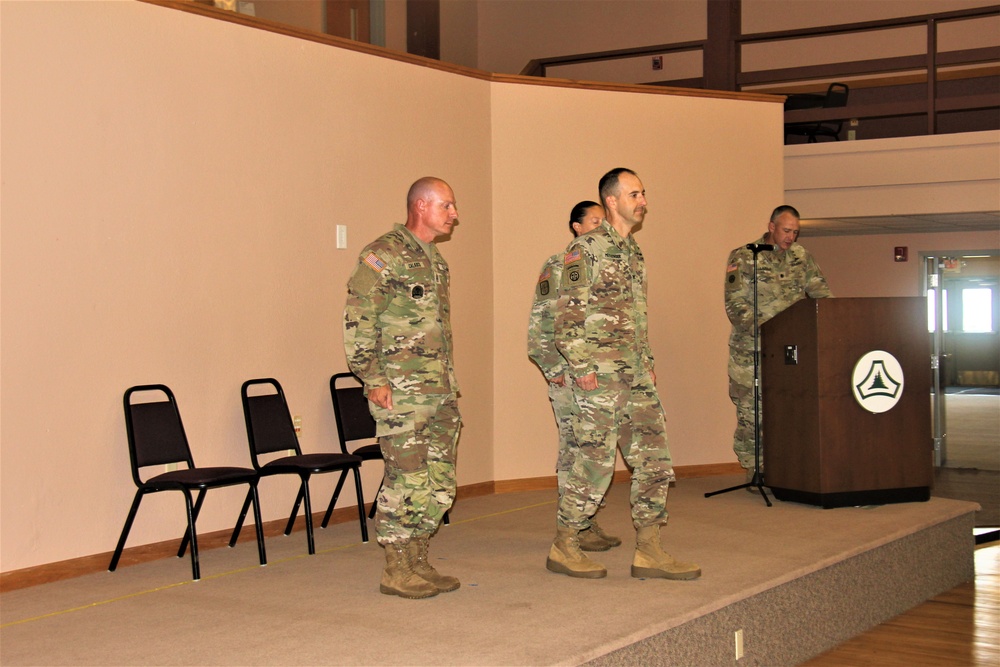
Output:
[336, 224, 347, 249]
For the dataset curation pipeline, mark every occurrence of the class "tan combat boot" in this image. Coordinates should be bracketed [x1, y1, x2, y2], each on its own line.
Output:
[591, 519, 622, 547]
[546, 526, 607, 578]
[578, 518, 621, 552]
[631, 525, 701, 580]
[380, 542, 439, 599]
[408, 536, 460, 593]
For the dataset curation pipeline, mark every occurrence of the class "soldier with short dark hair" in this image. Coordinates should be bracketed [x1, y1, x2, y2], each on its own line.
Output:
[344, 176, 462, 599]
[548, 168, 700, 581]
[725, 205, 831, 481]
[527, 200, 621, 553]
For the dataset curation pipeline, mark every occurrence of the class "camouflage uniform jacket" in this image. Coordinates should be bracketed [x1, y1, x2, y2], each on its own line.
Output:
[527, 253, 567, 381]
[343, 224, 458, 396]
[724, 233, 831, 357]
[555, 221, 654, 378]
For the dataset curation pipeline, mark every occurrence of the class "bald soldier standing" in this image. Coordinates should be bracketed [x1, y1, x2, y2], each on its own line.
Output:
[548, 168, 700, 581]
[344, 177, 462, 600]
[725, 205, 831, 481]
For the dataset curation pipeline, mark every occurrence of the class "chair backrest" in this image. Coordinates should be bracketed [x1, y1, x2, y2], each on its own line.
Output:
[823, 82, 849, 108]
[241, 378, 302, 465]
[329, 373, 377, 454]
[123, 384, 195, 486]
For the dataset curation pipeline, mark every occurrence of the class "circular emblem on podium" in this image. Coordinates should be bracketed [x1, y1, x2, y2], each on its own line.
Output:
[852, 350, 904, 414]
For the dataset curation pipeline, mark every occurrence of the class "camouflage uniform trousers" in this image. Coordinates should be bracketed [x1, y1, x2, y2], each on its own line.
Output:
[548, 380, 576, 493]
[550, 379, 629, 502]
[729, 345, 761, 472]
[558, 371, 675, 531]
[369, 392, 460, 546]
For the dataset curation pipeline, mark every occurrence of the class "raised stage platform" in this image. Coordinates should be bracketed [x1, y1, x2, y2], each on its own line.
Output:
[0, 475, 978, 666]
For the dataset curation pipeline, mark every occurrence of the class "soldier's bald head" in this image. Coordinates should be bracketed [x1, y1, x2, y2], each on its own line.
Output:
[407, 177, 449, 211]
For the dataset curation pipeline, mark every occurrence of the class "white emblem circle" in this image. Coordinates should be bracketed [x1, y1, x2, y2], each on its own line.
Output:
[852, 350, 905, 414]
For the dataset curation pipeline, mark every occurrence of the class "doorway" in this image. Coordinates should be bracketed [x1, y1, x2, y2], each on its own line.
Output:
[923, 252, 1000, 530]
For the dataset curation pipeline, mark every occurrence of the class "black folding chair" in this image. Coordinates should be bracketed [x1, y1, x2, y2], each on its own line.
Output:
[241, 378, 368, 554]
[329, 373, 448, 525]
[109, 384, 267, 581]
[784, 82, 850, 142]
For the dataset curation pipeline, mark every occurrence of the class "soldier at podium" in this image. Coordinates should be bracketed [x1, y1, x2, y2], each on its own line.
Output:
[724, 205, 832, 480]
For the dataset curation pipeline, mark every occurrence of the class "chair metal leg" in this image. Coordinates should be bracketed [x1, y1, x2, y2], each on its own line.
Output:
[350, 466, 369, 543]
[321, 470, 350, 529]
[181, 488, 201, 581]
[230, 490, 253, 547]
[285, 486, 305, 536]
[249, 483, 267, 566]
[178, 489, 206, 559]
[299, 477, 315, 555]
[109, 490, 145, 572]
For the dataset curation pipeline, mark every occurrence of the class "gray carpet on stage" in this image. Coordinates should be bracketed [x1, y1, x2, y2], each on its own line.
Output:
[0, 475, 977, 666]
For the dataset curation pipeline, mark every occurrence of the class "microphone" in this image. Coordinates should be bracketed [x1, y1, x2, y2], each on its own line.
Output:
[746, 243, 775, 252]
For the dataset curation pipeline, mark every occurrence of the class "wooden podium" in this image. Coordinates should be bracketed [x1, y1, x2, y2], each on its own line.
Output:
[761, 297, 933, 508]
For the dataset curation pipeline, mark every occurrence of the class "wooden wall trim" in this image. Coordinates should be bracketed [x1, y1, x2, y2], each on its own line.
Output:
[0, 463, 740, 592]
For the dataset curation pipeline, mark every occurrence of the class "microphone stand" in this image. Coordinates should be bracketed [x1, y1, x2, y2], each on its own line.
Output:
[706, 243, 772, 506]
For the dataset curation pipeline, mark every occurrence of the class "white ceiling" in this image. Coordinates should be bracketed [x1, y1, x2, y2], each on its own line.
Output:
[800, 211, 1000, 237]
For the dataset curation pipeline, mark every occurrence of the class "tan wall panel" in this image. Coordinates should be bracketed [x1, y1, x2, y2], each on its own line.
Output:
[475, 0, 706, 75]
[742, 0, 999, 34]
[785, 132, 1000, 218]
[490, 84, 784, 482]
[0, 0, 494, 572]
[806, 231, 1000, 298]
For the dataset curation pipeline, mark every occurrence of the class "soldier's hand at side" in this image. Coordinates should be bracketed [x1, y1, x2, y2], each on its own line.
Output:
[368, 384, 393, 410]
[575, 372, 598, 391]
[549, 375, 566, 386]
[650, 370, 657, 385]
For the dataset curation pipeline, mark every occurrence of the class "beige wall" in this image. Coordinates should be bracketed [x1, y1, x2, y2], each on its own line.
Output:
[785, 132, 1000, 219]
[0, 0, 494, 572]
[475, 0, 707, 75]
[1, 1, 783, 573]
[742, 0, 999, 34]
[805, 231, 1000, 299]
[490, 86, 783, 480]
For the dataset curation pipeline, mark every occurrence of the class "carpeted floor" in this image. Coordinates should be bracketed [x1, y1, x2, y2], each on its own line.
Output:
[0, 476, 978, 666]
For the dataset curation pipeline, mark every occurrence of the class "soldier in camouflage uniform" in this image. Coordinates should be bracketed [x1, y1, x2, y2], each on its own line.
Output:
[725, 205, 831, 480]
[547, 168, 700, 581]
[344, 177, 462, 600]
[527, 200, 621, 553]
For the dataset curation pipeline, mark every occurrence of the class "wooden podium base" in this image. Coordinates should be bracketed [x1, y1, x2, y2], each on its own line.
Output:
[769, 485, 931, 509]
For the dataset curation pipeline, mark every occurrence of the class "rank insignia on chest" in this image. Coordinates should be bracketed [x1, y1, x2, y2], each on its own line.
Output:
[411, 285, 424, 299]
[364, 252, 387, 273]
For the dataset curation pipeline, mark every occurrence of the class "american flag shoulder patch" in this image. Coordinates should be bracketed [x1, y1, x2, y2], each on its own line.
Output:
[727, 263, 738, 272]
[538, 267, 551, 283]
[364, 252, 387, 272]
[564, 249, 581, 264]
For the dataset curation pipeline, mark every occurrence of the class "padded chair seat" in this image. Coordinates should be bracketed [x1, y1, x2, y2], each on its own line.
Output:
[260, 452, 362, 475]
[144, 466, 258, 488]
